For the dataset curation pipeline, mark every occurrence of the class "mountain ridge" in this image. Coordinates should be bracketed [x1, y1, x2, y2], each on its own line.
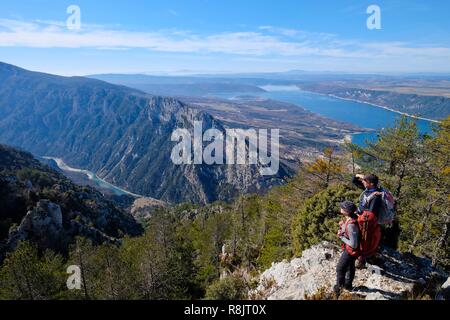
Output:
[0, 62, 289, 204]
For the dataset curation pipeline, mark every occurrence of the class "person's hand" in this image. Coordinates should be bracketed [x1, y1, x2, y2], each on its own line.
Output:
[337, 222, 343, 236]
[355, 174, 365, 179]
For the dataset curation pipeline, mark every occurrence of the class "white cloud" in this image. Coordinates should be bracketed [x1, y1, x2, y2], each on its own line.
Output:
[0, 18, 449, 67]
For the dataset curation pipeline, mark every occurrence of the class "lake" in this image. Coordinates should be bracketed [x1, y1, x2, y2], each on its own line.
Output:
[252, 86, 436, 146]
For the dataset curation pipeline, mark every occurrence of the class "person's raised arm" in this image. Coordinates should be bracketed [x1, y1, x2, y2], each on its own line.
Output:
[352, 174, 365, 190]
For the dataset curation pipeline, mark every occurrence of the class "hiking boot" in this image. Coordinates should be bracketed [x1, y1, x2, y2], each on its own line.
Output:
[333, 285, 342, 297]
[356, 257, 366, 269]
[344, 283, 353, 291]
[366, 254, 385, 268]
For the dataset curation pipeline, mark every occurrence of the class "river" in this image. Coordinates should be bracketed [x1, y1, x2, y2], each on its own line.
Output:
[43, 157, 142, 197]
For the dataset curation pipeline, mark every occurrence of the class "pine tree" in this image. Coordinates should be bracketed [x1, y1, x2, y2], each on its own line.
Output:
[291, 184, 360, 255]
[352, 116, 421, 199]
[257, 196, 292, 269]
[399, 117, 450, 267]
[307, 147, 345, 188]
[0, 241, 65, 300]
[67, 237, 97, 299]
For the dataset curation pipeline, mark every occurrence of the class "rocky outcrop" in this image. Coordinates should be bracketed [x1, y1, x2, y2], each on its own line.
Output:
[7, 200, 63, 250]
[6, 199, 127, 253]
[437, 277, 450, 300]
[252, 242, 448, 300]
[130, 197, 166, 220]
[0, 144, 143, 259]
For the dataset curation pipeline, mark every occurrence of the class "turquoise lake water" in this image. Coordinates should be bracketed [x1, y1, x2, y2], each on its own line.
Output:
[261, 90, 435, 146]
[219, 88, 436, 146]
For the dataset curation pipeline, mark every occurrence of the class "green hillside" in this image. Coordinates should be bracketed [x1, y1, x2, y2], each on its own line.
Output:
[1, 116, 448, 300]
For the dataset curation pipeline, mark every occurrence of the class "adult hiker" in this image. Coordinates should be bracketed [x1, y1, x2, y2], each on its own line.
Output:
[354, 173, 399, 250]
[352, 173, 383, 218]
[352, 174, 390, 267]
[335, 200, 360, 295]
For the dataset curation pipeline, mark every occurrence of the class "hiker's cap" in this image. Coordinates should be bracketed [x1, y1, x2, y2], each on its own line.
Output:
[340, 201, 357, 214]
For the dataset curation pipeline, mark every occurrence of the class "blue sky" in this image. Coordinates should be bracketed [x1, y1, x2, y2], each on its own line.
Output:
[1, 0, 450, 75]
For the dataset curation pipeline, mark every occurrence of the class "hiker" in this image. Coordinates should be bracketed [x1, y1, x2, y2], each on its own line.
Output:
[354, 173, 399, 250]
[334, 200, 360, 295]
[352, 173, 383, 217]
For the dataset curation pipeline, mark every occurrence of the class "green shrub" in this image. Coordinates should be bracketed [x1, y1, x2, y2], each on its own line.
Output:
[291, 184, 359, 256]
[204, 276, 247, 300]
[16, 168, 53, 188]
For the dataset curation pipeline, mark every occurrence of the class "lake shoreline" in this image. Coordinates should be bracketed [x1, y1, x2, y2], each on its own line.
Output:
[323, 93, 441, 124]
[260, 86, 441, 123]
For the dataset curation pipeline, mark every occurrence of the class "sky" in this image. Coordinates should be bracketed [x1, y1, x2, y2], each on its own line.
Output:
[1, 0, 450, 76]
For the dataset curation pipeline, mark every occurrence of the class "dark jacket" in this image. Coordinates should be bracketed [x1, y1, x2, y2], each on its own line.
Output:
[352, 176, 382, 217]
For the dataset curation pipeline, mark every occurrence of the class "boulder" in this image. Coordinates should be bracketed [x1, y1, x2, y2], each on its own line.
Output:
[7, 200, 64, 251]
[437, 277, 450, 300]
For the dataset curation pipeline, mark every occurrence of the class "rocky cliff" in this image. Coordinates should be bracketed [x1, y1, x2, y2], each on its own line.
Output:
[0, 144, 143, 259]
[252, 242, 448, 300]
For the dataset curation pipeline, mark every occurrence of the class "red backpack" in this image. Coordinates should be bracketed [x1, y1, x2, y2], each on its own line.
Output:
[342, 211, 381, 258]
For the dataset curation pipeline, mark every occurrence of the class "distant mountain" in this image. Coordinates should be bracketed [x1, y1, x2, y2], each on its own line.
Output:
[0, 144, 142, 259]
[89, 74, 266, 96]
[0, 62, 289, 204]
[89, 73, 450, 120]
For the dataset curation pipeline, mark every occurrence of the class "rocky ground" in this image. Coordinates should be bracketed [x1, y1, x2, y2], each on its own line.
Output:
[130, 197, 166, 220]
[252, 242, 449, 300]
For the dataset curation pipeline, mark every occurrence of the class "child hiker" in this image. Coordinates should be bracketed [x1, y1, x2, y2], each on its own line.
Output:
[334, 200, 360, 296]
